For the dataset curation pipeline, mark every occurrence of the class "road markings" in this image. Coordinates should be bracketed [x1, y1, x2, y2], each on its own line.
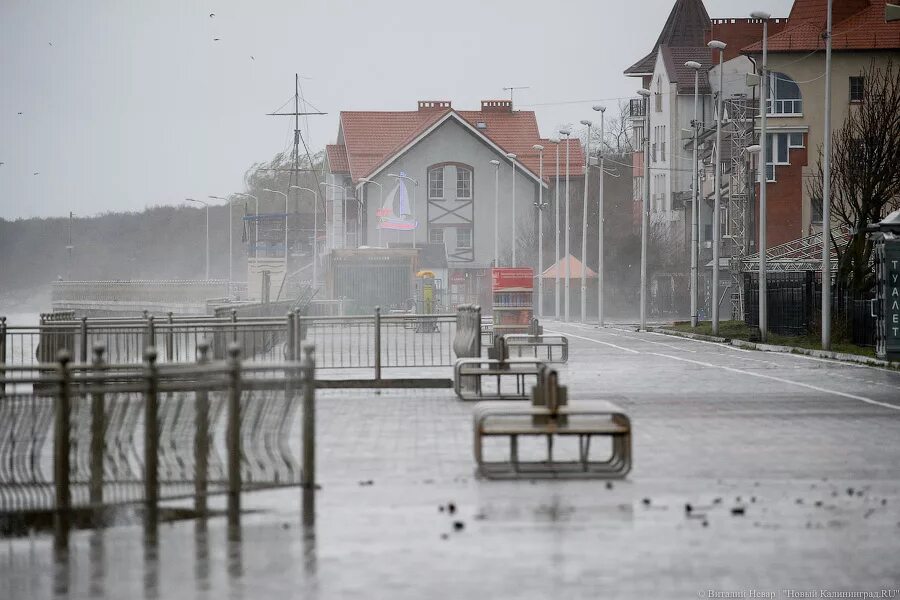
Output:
[551, 323, 697, 352]
[648, 352, 900, 412]
[545, 329, 641, 354]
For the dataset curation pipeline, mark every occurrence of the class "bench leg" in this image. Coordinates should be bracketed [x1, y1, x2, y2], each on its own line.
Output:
[510, 435, 519, 472]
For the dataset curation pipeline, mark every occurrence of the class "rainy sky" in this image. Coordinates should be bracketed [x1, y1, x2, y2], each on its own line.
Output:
[0, 0, 792, 219]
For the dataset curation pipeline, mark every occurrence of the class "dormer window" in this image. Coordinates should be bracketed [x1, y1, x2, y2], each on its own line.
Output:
[476, 121, 487, 129]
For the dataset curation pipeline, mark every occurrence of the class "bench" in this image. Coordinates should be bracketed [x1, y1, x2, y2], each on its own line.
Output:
[472, 366, 631, 479]
[503, 333, 568, 364]
[454, 357, 546, 401]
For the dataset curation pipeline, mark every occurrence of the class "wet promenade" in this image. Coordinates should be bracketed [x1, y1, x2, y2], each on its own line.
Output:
[3, 322, 900, 599]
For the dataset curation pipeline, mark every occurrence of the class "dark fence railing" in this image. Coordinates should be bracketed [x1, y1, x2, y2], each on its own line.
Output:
[743, 272, 876, 345]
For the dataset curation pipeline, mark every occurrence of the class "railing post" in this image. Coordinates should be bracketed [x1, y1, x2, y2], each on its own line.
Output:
[194, 341, 210, 517]
[226, 343, 242, 522]
[287, 311, 297, 361]
[89, 344, 106, 506]
[0, 317, 6, 395]
[374, 306, 382, 381]
[166, 312, 174, 361]
[145, 315, 156, 357]
[301, 343, 316, 526]
[80, 317, 88, 363]
[231, 309, 238, 343]
[475, 305, 482, 357]
[54, 349, 73, 541]
[143, 347, 159, 523]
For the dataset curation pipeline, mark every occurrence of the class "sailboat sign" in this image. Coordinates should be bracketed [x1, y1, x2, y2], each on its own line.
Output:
[376, 172, 418, 230]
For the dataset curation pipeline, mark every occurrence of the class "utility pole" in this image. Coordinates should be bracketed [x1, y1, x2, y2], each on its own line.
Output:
[821, 0, 834, 350]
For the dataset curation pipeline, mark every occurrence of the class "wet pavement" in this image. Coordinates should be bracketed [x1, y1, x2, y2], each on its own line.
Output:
[3, 322, 900, 599]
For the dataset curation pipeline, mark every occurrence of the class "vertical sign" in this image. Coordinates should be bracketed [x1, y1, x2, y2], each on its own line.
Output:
[885, 243, 900, 360]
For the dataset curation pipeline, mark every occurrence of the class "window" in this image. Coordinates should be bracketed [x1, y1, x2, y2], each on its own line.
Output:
[428, 167, 443, 199]
[788, 132, 804, 148]
[655, 77, 662, 112]
[457, 227, 472, 249]
[811, 196, 823, 224]
[429, 227, 444, 244]
[456, 167, 472, 199]
[767, 72, 802, 116]
[850, 76, 865, 103]
[660, 125, 666, 161]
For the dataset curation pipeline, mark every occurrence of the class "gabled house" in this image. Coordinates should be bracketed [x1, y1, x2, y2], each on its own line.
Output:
[324, 99, 584, 308]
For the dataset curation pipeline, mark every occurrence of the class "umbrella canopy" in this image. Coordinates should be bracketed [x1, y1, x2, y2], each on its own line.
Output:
[540, 255, 597, 279]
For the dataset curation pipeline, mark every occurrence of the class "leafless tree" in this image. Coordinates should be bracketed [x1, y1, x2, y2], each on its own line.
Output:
[808, 59, 900, 293]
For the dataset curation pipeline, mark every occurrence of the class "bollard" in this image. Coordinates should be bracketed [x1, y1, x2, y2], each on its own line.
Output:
[143, 347, 160, 523]
[146, 315, 156, 356]
[80, 317, 88, 363]
[226, 343, 242, 521]
[300, 343, 316, 526]
[194, 341, 210, 516]
[166, 312, 174, 361]
[374, 307, 382, 381]
[54, 349, 73, 542]
[453, 305, 481, 392]
[89, 344, 106, 506]
[287, 311, 296, 361]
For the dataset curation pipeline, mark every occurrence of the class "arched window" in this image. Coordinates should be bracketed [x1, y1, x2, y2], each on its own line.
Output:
[768, 72, 802, 116]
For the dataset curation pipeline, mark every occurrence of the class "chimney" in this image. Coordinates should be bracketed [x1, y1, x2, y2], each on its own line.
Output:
[481, 100, 513, 112]
[418, 100, 452, 111]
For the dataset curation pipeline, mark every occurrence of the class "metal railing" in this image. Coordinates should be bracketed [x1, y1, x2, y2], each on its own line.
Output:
[0, 341, 317, 527]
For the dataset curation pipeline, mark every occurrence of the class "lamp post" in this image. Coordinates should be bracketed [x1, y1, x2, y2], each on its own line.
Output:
[532, 145, 546, 318]
[186, 198, 209, 280]
[209, 195, 232, 283]
[593, 105, 606, 326]
[821, 0, 834, 350]
[636, 89, 651, 331]
[263, 189, 289, 273]
[751, 10, 771, 342]
[490, 159, 501, 266]
[559, 128, 572, 322]
[708, 40, 727, 336]
[386, 173, 419, 246]
[686, 60, 703, 328]
[234, 192, 259, 259]
[359, 178, 383, 247]
[549, 137, 561, 319]
[506, 153, 518, 266]
[579, 119, 593, 322]
[290, 185, 319, 288]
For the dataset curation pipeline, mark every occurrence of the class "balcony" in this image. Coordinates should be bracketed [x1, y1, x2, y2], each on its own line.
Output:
[629, 98, 646, 118]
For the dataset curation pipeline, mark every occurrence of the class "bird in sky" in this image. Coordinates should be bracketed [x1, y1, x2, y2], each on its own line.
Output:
[0, 162, 5, 166]
[214, 37, 220, 41]
[17, 112, 22, 115]
[48, 42, 52, 46]
[33, 172, 39, 175]
[209, 13, 215, 17]
[250, 56, 255, 60]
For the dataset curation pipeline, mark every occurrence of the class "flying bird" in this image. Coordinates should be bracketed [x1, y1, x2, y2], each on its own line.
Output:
[33, 172, 39, 175]
[48, 42, 52, 46]
[213, 37, 220, 41]
[209, 12, 215, 17]
[17, 112, 22, 115]
[250, 56, 255, 60]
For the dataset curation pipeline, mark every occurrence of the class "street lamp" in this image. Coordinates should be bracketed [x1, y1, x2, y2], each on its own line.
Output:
[708, 40, 727, 336]
[751, 9, 771, 342]
[579, 119, 593, 323]
[532, 145, 546, 318]
[386, 173, 419, 246]
[290, 185, 319, 288]
[233, 192, 259, 259]
[636, 89, 651, 331]
[821, 0, 834, 350]
[490, 159, 501, 266]
[686, 60, 703, 328]
[359, 178, 383, 247]
[186, 198, 209, 280]
[559, 128, 572, 323]
[506, 153, 518, 266]
[263, 188, 289, 272]
[593, 105, 606, 326]
[549, 137, 561, 318]
[209, 195, 232, 283]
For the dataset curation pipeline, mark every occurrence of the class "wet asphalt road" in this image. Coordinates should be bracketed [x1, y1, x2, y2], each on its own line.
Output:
[3, 323, 900, 599]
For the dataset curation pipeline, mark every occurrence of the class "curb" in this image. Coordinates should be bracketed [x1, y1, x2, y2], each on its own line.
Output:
[650, 327, 900, 370]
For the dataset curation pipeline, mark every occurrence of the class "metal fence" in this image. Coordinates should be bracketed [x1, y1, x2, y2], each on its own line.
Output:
[743, 272, 876, 345]
[0, 310, 459, 374]
[0, 341, 316, 526]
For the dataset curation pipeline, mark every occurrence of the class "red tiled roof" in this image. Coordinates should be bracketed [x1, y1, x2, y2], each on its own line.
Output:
[334, 104, 585, 184]
[743, 0, 900, 53]
[326, 144, 349, 173]
[660, 45, 713, 94]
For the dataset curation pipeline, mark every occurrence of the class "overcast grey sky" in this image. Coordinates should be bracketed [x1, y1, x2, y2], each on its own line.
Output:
[0, 0, 792, 219]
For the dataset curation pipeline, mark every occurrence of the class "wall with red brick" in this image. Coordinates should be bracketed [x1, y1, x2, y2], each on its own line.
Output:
[707, 19, 789, 61]
[753, 145, 808, 249]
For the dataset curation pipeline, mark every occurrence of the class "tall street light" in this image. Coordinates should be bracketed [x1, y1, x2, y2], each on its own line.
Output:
[686, 60, 703, 328]
[708, 40, 727, 336]
[821, 0, 834, 350]
[593, 105, 606, 326]
[358, 178, 383, 247]
[751, 10, 771, 342]
[290, 185, 319, 288]
[532, 145, 546, 318]
[636, 89, 651, 331]
[209, 195, 232, 283]
[559, 128, 572, 322]
[490, 160, 501, 266]
[579, 119, 593, 322]
[263, 188, 289, 274]
[186, 198, 209, 280]
[233, 192, 259, 259]
[549, 137, 561, 318]
[506, 153, 518, 266]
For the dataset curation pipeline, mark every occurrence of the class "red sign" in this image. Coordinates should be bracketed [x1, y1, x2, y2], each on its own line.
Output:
[449, 270, 467, 285]
[492, 267, 534, 291]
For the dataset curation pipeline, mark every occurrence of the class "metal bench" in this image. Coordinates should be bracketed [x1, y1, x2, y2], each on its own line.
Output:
[473, 366, 631, 479]
[503, 333, 569, 363]
[454, 357, 546, 401]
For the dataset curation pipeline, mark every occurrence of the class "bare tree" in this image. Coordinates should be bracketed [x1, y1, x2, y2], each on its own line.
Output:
[808, 59, 900, 293]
